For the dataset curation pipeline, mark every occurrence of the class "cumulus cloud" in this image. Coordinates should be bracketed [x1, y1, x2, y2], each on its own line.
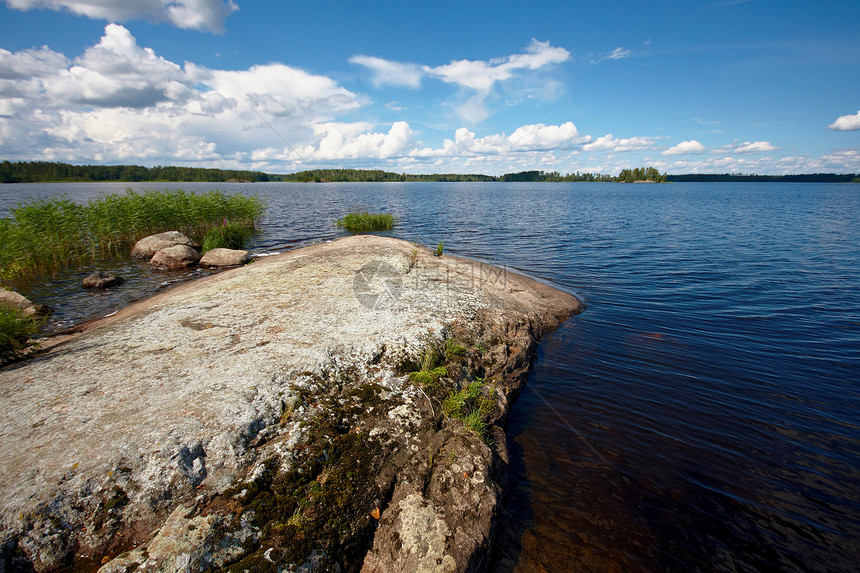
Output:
[0, 24, 364, 166]
[413, 122, 587, 159]
[732, 140, 777, 153]
[0, 46, 68, 79]
[3, 0, 238, 32]
[47, 24, 187, 108]
[583, 134, 654, 152]
[662, 140, 706, 155]
[303, 121, 414, 160]
[827, 110, 860, 131]
[349, 55, 423, 89]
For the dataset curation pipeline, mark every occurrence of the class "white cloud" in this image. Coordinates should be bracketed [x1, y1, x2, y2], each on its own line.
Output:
[3, 0, 238, 32]
[583, 134, 655, 152]
[733, 140, 777, 153]
[0, 46, 68, 79]
[662, 140, 707, 155]
[349, 55, 423, 88]
[651, 148, 860, 175]
[828, 110, 860, 131]
[423, 39, 570, 122]
[589, 47, 632, 64]
[0, 24, 364, 167]
[607, 47, 632, 60]
[426, 39, 569, 91]
[47, 24, 187, 108]
[413, 122, 587, 159]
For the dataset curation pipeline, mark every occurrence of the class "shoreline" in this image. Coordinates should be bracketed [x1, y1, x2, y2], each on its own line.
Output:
[0, 235, 581, 571]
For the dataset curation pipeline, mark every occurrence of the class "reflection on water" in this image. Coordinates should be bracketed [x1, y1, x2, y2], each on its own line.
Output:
[2, 181, 859, 571]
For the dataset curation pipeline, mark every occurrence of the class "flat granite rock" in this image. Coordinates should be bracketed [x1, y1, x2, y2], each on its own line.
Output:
[0, 235, 581, 572]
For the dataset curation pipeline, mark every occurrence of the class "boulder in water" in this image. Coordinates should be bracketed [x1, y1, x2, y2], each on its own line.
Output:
[82, 271, 124, 289]
[150, 245, 201, 269]
[199, 248, 250, 267]
[131, 231, 198, 260]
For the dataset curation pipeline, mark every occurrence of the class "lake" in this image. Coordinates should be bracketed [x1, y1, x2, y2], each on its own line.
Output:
[2, 181, 859, 571]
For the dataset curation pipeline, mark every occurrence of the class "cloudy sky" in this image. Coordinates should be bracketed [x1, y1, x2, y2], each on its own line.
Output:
[0, 0, 858, 175]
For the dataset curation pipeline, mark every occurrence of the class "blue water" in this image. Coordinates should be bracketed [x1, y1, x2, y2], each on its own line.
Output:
[2, 182, 859, 571]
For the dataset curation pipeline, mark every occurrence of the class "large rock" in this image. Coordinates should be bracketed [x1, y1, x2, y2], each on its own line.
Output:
[0, 236, 581, 572]
[82, 271, 124, 289]
[149, 244, 201, 269]
[199, 248, 250, 267]
[130, 231, 197, 260]
[0, 288, 49, 317]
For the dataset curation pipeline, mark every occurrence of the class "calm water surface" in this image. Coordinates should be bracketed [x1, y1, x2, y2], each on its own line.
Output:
[2, 182, 858, 571]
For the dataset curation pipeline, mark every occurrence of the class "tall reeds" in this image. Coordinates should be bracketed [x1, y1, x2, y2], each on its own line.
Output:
[335, 211, 395, 233]
[0, 189, 264, 285]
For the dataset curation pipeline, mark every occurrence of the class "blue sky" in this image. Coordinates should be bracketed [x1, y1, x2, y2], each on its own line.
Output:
[0, 0, 858, 175]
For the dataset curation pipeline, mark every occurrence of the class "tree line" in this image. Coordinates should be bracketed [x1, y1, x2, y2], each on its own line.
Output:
[0, 161, 273, 183]
[284, 169, 497, 182]
[9, 161, 855, 185]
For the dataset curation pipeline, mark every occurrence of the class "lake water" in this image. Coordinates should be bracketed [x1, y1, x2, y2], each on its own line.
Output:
[2, 181, 859, 571]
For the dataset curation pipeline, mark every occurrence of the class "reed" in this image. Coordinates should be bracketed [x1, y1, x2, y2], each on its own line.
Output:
[0, 189, 264, 285]
[335, 211, 395, 233]
[202, 221, 254, 252]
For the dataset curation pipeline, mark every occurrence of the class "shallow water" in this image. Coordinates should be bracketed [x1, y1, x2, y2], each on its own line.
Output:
[2, 181, 859, 571]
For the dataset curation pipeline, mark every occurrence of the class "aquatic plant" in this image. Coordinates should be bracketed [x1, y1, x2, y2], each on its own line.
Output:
[335, 211, 395, 233]
[436, 242, 444, 257]
[0, 189, 264, 285]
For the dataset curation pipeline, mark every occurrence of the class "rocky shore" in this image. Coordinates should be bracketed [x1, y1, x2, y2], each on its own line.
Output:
[0, 235, 581, 572]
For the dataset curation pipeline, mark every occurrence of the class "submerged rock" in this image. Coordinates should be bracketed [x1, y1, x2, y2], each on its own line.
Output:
[130, 231, 198, 260]
[0, 236, 581, 571]
[199, 248, 250, 267]
[150, 244, 201, 269]
[82, 271, 125, 289]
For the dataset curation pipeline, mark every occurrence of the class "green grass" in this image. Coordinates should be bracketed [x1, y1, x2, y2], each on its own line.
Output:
[409, 367, 448, 389]
[0, 306, 44, 364]
[201, 221, 253, 252]
[436, 242, 444, 256]
[0, 189, 264, 285]
[442, 378, 494, 439]
[335, 211, 395, 233]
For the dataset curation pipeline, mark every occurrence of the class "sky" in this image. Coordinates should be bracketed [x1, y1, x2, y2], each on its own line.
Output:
[0, 0, 858, 176]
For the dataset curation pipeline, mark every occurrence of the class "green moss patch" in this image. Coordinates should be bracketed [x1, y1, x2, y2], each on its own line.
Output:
[218, 385, 393, 571]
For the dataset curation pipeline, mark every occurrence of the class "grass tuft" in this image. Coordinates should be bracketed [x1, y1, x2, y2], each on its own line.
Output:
[335, 211, 395, 233]
[0, 189, 264, 285]
[442, 378, 494, 439]
[0, 306, 44, 364]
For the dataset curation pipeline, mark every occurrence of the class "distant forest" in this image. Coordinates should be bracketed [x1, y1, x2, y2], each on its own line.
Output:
[2, 161, 856, 184]
[1, 161, 667, 184]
